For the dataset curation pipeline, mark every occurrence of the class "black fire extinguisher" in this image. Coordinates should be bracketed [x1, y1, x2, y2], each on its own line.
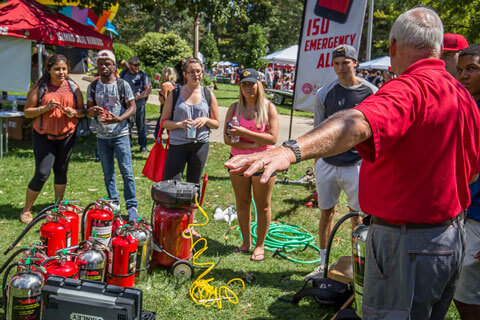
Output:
[2, 258, 46, 320]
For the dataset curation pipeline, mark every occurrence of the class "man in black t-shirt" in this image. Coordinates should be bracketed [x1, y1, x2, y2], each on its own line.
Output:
[306, 45, 378, 280]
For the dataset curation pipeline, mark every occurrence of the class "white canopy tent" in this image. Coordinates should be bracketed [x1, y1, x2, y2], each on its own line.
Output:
[359, 56, 391, 70]
[217, 61, 233, 67]
[0, 37, 32, 92]
[264, 45, 298, 65]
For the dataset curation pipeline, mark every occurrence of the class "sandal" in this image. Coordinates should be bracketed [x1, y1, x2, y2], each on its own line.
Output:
[233, 247, 250, 254]
[19, 211, 33, 224]
[250, 252, 265, 262]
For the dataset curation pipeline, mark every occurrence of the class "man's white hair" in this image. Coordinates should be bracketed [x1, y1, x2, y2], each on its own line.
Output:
[389, 7, 443, 54]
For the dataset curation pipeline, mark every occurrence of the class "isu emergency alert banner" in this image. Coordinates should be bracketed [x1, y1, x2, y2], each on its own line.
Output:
[294, 0, 368, 112]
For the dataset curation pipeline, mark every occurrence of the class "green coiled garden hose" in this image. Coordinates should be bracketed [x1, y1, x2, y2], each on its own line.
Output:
[234, 199, 322, 264]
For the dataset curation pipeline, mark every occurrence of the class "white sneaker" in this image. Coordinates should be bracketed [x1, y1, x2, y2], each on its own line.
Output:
[110, 202, 120, 212]
[304, 264, 325, 281]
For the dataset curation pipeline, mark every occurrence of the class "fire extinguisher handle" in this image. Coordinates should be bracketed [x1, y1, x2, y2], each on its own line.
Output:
[40, 256, 58, 267]
[54, 245, 79, 256]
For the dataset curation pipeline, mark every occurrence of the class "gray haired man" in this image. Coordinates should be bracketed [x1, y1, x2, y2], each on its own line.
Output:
[225, 7, 480, 319]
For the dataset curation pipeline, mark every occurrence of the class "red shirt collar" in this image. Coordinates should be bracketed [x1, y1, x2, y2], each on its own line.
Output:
[401, 58, 446, 75]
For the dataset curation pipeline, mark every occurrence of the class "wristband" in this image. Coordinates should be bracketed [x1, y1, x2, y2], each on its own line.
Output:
[38, 107, 41, 114]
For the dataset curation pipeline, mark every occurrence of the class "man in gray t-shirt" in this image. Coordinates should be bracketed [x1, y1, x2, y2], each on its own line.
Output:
[120, 56, 152, 152]
[306, 45, 378, 280]
[86, 50, 139, 220]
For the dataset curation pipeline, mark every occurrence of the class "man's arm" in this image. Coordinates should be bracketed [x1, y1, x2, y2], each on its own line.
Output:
[225, 109, 372, 183]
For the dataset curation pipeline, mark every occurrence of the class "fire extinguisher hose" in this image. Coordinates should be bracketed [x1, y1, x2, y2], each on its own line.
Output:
[4, 212, 49, 255]
[2, 262, 20, 308]
[185, 196, 245, 309]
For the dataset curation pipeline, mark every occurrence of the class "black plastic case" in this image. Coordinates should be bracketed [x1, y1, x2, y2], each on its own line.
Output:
[41, 276, 155, 320]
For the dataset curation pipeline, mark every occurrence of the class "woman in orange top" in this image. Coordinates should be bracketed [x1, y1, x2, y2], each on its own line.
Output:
[20, 54, 85, 223]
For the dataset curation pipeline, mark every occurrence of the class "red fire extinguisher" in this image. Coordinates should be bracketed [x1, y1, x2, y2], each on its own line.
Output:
[112, 211, 127, 235]
[106, 226, 138, 288]
[82, 199, 114, 246]
[40, 250, 79, 279]
[5, 205, 73, 257]
[57, 200, 82, 246]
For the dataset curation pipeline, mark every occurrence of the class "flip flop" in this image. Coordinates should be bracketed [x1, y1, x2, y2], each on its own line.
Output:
[250, 252, 265, 262]
[19, 211, 33, 224]
[233, 247, 250, 254]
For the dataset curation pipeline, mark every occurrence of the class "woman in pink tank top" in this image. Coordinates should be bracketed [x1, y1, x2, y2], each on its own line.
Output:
[224, 68, 279, 262]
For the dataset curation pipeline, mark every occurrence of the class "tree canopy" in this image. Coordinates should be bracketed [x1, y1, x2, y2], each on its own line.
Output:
[53, 1, 480, 64]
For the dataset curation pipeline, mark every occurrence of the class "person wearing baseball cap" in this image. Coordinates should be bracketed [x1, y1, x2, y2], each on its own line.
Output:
[441, 33, 469, 78]
[304, 44, 378, 280]
[224, 67, 279, 262]
[96, 49, 116, 65]
[86, 49, 140, 221]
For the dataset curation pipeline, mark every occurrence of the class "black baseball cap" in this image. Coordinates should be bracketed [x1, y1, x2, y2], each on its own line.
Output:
[240, 68, 260, 83]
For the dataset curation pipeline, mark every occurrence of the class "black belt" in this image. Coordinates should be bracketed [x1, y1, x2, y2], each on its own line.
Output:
[372, 211, 465, 229]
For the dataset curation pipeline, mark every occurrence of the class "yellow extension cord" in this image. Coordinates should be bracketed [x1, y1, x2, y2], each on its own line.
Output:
[183, 196, 245, 309]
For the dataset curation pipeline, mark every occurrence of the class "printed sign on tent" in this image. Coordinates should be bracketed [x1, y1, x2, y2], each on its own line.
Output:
[294, 0, 368, 112]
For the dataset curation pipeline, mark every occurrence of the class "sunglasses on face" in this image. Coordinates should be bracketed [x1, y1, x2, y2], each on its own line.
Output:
[132, 64, 140, 67]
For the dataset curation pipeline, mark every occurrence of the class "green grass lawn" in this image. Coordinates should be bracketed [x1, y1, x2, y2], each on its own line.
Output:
[214, 83, 313, 118]
[0, 135, 461, 319]
[145, 83, 313, 119]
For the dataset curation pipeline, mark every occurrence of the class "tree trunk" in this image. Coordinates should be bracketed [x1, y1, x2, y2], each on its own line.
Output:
[193, 13, 200, 58]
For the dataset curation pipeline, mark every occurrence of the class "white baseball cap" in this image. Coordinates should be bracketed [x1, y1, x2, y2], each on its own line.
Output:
[97, 50, 116, 64]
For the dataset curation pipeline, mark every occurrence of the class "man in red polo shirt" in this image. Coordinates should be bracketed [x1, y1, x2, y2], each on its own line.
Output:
[225, 7, 480, 319]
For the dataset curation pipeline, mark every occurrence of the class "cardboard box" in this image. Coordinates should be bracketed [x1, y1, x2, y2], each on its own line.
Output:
[2, 117, 27, 140]
[328, 255, 354, 284]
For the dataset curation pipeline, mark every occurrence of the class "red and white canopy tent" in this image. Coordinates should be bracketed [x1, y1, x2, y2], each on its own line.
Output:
[0, 0, 113, 92]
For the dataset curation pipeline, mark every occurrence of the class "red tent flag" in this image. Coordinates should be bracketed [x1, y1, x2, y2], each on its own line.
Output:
[0, 0, 112, 50]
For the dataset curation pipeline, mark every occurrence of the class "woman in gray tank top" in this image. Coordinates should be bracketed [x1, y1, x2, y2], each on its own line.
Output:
[160, 57, 220, 184]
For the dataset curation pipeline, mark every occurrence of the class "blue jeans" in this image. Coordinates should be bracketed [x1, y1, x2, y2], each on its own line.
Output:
[97, 135, 137, 210]
[135, 101, 147, 148]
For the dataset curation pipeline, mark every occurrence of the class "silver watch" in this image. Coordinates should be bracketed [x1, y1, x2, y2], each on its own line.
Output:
[282, 139, 301, 163]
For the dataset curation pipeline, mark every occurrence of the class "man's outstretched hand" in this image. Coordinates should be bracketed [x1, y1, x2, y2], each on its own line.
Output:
[224, 146, 295, 183]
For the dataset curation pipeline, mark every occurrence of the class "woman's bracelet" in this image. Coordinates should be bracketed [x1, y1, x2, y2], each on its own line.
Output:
[38, 107, 42, 114]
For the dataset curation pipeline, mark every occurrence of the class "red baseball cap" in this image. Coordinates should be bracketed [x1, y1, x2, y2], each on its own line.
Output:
[443, 33, 469, 51]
